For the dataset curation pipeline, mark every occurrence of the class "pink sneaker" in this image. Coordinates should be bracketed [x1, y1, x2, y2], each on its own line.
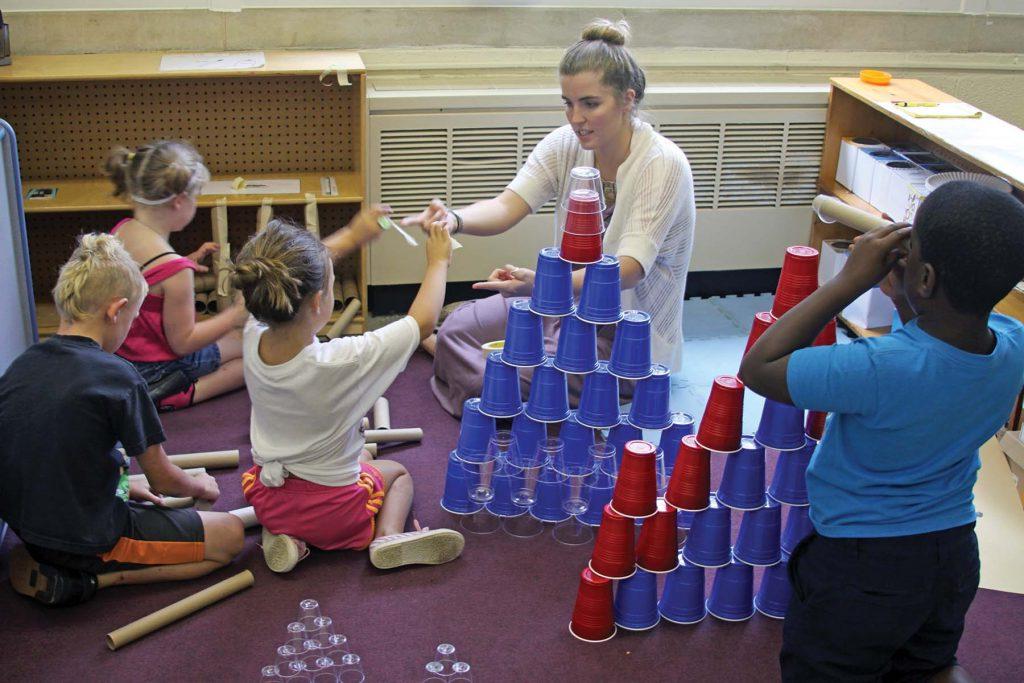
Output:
[158, 383, 196, 412]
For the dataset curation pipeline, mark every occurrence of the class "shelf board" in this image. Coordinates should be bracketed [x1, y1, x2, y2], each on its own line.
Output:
[838, 314, 890, 339]
[23, 172, 363, 214]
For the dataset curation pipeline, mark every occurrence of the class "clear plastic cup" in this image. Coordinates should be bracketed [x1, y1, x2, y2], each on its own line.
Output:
[337, 653, 366, 683]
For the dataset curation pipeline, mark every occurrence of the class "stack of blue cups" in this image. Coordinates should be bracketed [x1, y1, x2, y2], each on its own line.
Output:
[486, 455, 525, 518]
[613, 568, 660, 631]
[658, 412, 695, 473]
[608, 311, 653, 380]
[733, 497, 782, 566]
[628, 364, 673, 430]
[658, 556, 707, 624]
[716, 437, 766, 511]
[781, 505, 814, 555]
[559, 412, 595, 470]
[681, 494, 732, 568]
[707, 559, 755, 622]
[455, 398, 495, 460]
[501, 299, 545, 368]
[525, 357, 570, 423]
[577, 255, 623, 324]
[768, 435, 815, 506]
[441, 449, 484, 515]
[479, 351, 522, 418]
[754, 399, 806, 451]
[512, 409, 546, 464]
[530, 247, 575, 317]
[754, 554, 792, 619]
[531, 458, 571, 523]
[554, 315, 599, 374]
[576, 361, 621, 429]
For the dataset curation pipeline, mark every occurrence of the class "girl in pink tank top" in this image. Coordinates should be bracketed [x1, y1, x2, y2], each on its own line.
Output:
[106, 141, 247, 411]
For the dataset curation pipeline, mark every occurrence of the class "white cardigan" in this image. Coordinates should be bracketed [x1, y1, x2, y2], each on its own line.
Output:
[507, 120, 696, 374]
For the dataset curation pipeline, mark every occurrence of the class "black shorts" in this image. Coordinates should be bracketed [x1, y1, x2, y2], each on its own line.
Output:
[780, 523, 979, 682]
[25, 503, 205, 574]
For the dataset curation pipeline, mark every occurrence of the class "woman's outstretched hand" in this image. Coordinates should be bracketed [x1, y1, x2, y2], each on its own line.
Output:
[402, 198, 453, 234]
[472, 264, 535, 298]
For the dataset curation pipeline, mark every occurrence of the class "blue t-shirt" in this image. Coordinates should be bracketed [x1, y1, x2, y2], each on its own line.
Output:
[787, 313, 1024, 538]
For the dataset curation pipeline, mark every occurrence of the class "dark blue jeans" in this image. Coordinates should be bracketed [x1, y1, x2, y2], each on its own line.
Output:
[781, 523, 979, 682]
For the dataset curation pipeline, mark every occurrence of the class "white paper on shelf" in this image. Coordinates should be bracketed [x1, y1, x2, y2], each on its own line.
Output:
[160, 52, 266, 72]
[202, 179, 301, 195]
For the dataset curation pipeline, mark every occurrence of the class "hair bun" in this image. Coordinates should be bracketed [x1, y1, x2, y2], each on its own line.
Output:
[581, 18, 629, 46]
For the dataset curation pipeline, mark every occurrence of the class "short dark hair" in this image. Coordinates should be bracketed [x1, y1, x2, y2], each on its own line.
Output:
[913, 180, 1024, 316]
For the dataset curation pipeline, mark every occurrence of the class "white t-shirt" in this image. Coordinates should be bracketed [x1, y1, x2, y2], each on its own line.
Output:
[507, 120, 696, 374]
[243, 315, 420, 488]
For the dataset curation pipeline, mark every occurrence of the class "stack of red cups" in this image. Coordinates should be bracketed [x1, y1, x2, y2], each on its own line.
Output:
[559, 167, 606, 264]
[695, 375, 746, 454]
[771, 246, 820, 318]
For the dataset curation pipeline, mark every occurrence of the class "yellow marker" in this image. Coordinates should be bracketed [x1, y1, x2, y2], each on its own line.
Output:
[893, 101, 938, 107]
[231, 176, 246, 190]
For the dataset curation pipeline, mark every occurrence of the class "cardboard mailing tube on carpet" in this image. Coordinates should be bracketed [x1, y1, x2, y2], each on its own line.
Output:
[373, 397, 391, 430]
[128, 467, 206, 484]
[364, 428, 423, 444]
[106, 570, 255, 650]
[326, 298, 361, 339]
[166, 450, 239, 470]
[364, 443, 378, 457]
[159, 497, 195, 509]
[229, 506, 259, 529]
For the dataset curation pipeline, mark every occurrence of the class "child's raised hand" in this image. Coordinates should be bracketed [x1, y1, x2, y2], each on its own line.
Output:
[348, 204, 391, 245]
[836, 222, 911, 293]
[425, 221, 453, 266]
[187, 242, 220, 272]
[472, 264, 535, 298]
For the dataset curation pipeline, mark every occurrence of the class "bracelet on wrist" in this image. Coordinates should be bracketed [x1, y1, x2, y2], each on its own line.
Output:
[450, 210, 463, 235]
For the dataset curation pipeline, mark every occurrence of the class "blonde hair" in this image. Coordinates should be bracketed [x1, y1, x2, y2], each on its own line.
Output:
[560, 19, 646, 113]
[52, 233, 147, 322]
[105, 140, 210, 205]
[231, 219, 329, 325]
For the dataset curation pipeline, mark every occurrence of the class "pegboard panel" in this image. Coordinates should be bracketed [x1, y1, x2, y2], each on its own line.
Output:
[1, 75, 360, 179]
[25, 203, 360, 304]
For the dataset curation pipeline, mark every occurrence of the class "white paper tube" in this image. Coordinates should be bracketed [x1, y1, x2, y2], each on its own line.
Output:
[812, 194, 892, 233]
[128, 468, 206, 484]
[341, 276, 358, 303]
[193, 273, 217, 293]
[166, 450, 240, 470]
[360, 417, 370, 431]
[229, 506, 259, 529]
[106, 570, 255, 650]
[364, 443, 378, 457]
[373, 398, 391, 430]
[364, 428, 423, 444]
[160, 497, 195, 509]
[194, 292, 208, 315]
[326, 298, 361, 339]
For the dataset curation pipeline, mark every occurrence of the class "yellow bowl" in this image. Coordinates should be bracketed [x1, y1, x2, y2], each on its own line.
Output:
[481, 340, 504, 361]
[859, 69, 892, 86]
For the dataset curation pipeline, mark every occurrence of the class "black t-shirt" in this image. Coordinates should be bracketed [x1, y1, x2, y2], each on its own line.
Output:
[0, 335, 166, 554]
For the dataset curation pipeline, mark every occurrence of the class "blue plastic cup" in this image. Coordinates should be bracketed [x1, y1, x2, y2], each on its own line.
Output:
[580, 444, 617, 527]
[613, 568, 660, 631]
[681, 494, 732, 568]
[559, 412, 595, 471]
[456, 398, 496, 460]
[441, 450, 484, 515]
[530, 460, 571, 523]
[716, 436, 766, 511]
[479, 351, 523, 418]
[754, 399, 807, 451]
[706, 559, 755, 622]
[658, 557, 707, 624]
[530, 246, 575, 317]
[576, 361, 621, 429]
[608, 310, 653, 380]
[605, 416, 642, 468]
[577, 255, 623, 324]
[511, 409, 546, 466]
[677, 509, 695, 530]
[554, 315, 599, 374]
[486, 458, 526, 518]
[768, 435, 815, 506]
[658, 412, 695, 473]
[525, 357, 570, 423]
[781, 505, 814, 555]
[733, 497, 782, 567]
[501, 299, 545, 368]
[628, 364, 673, 430]
[754, 554, 792, 619]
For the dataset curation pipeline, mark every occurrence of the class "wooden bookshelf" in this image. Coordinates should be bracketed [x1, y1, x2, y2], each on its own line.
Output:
[0, 50, 369, 336]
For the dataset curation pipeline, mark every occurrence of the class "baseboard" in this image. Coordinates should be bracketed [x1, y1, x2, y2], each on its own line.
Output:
[368, 268, 781, 315]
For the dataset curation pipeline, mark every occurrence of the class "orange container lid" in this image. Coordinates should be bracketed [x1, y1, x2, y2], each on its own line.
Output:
[859, 69, 892, 85]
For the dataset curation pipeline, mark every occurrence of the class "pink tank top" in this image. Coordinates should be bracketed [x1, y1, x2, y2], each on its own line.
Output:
[111, 219, 199, 363]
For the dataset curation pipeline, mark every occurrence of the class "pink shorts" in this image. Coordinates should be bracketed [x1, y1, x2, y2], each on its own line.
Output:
[242, 462, 385, 551]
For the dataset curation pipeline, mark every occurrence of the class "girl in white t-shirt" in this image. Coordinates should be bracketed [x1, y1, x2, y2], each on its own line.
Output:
[232, 214, 463, 573]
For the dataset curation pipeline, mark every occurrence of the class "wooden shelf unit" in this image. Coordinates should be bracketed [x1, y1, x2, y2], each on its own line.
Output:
[0, 50, 369, 336]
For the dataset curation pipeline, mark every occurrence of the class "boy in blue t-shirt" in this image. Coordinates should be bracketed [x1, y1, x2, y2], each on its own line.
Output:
[741, 181, 1024, 681]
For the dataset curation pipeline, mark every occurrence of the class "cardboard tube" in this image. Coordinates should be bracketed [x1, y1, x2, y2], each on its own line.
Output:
[106, 570, 255, 651]
[333, 280, 345, 311]
[373, 398, 391, 430]
[326, 298, 361, 339]
[229, 506, 259, 529]
[812, 194, 892, 233]
[360, 417, 370, 431]
[193, 273, 217, 293]
[257, 197, 273, 233]
[364, 443, 378, 457]
[304, 193, 320, 238]
[341, 276, 358, 304]
[364, 428, 423, 444]
[194, 292, 208, 315]
[128, 467, 205, 484]
[160, 496, 195, 509]
[166, 450, 239, 470]
[206, 296, 219, 314]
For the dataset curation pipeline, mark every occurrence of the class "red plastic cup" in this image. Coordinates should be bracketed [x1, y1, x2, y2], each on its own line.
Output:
[813, 318, 837, 347]
[771, 246, 820, 318]
[566, 188, 603, 214]
[589, 503, 637, 580]
[743, 311, 775, 356]
[569, 566, 617, 642]
[696, 376, 745, 453]
[636, 498, 680, 573]
[611, 440, 658, 518]
[564, 210, 605, 236]
[664, 435, 711, 512]
[806, 410, 827, 441]
[560, 230, 603, 264]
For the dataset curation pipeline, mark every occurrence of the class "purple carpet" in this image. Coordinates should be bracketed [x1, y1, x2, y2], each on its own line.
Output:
[3, 351, 1023, 681]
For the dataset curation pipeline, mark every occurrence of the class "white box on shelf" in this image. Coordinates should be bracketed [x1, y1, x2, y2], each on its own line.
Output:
[884, 167, 932, 222]
[867, 154, 902, 208]
[836, 137, 888, 192]
[844, 287, 895, 329]
[851, 147, 880, 200]
[818, 239, 852, 286]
